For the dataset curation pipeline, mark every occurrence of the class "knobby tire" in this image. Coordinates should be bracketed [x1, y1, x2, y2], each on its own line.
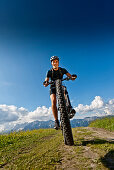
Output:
[55, 79, 74, 146]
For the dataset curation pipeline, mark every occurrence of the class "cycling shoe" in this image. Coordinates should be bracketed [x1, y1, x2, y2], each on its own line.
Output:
[54, 120, 60, 130]
[68, 108, 76, 119]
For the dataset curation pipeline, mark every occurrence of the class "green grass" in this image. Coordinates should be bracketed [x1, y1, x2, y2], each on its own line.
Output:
[72, 128, 114, 169]
[0, 129, 63, 169]
[0, 126, 114, 169]
[89, 117, 114, 131]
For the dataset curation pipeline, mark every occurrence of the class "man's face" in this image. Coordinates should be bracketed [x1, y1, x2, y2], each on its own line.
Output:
[51, 59, 59, 69]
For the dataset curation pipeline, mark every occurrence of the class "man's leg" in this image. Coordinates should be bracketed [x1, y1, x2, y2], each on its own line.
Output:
[50, 94, 58, 120]
[50, 94, 59, 129]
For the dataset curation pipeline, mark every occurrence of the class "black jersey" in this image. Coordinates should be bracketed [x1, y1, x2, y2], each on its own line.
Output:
[46, 67, 68, 81]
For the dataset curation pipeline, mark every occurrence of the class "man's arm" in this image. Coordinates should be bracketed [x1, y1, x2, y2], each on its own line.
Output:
[66, 73, 77, 80]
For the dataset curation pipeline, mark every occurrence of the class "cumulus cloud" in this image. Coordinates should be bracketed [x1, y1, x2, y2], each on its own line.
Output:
[0, 105, 19, 123]
[28, 106, 53, 121]
[0, 96, 114, 132]
[18, 107, 29, 115]
[0, 104, 53, 132]
[108, 99, 114, 105]
[74, 96, 114, 117]
[0, 125, 5, 132]
[75, 96, 104, 114]
[91, 96, 104, 109]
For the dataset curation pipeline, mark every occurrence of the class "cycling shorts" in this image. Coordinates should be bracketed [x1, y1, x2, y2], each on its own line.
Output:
[50, 87, 56, 95]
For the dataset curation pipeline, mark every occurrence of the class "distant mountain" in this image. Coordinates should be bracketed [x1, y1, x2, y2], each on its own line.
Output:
[11, 116, 101, 131]
[71, 116, 98, 128]
[11, 122, 28, 132]
[23, 120, 54, 131]
[1, 115, 114, 134]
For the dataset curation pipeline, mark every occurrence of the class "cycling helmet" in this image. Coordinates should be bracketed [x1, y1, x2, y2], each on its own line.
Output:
[50, 56, 59, 62]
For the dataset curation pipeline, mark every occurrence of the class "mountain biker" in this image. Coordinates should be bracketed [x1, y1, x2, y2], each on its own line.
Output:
[43, 56, 77, 130]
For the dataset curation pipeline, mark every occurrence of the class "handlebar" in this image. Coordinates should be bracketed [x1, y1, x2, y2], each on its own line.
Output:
[48, 77, 70, 85]
[43, 74, 77, 85]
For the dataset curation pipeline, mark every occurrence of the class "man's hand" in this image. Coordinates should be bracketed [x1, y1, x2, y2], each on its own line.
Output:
[71, 74, 77, 80]
[66, 73, 77, 81]
[43, 81, 49, 87]
[43, 77, 49, 87]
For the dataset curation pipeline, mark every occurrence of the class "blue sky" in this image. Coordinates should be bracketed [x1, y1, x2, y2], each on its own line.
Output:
[0, 34, 114, 110]
[0, 0, 114, 131]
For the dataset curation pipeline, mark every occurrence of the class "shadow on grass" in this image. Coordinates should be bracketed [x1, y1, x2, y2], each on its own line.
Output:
[100, 150, 114, 170]
[81, 139, 114, 146]
[74, 139, 114, 169]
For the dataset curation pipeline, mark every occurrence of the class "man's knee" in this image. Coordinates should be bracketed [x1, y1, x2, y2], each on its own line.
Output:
[52, 99, 56, 106]
[50, 94, 56, 105]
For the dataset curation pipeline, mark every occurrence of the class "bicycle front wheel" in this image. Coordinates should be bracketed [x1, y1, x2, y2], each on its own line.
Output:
[55, 79, 74, 146]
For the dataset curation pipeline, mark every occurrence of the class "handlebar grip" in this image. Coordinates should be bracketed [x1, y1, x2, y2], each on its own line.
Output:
[43, 81, 49, 85]
[43, 81, 46, 85]
[72, 74, 77, 78]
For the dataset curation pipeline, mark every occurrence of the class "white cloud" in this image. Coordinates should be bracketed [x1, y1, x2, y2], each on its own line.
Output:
[108, 99, 114, 105]
[90, 96, 104, 109]
[0, 104, 53, 132]
[0, 125, 5, 132]
[74, 96, 114, 118]
[28, 106, 53, 121]
[0, 96, 114, 132]
[18, 107, 29, 115]
[0, 105, 19, 123]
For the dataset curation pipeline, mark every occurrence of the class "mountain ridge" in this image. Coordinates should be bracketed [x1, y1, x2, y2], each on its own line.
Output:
[1, 115, 113, 134]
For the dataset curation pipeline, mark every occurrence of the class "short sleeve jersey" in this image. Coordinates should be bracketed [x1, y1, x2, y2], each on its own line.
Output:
[46, 67, 68, 81]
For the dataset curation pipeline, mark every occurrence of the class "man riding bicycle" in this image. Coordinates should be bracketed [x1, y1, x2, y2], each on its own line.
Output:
[43, 56, 77, 129]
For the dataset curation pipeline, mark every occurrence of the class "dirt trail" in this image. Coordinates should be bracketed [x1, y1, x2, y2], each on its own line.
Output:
[85, 127, 114, 141]
[57, 127, 114, 170]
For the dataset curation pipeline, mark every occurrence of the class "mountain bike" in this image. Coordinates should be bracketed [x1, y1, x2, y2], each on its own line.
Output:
[48, 75, 76, 146]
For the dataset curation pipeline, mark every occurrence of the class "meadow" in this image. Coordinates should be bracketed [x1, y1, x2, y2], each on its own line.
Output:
[0, 117, 114, 169]
[89, 116, 114, 131]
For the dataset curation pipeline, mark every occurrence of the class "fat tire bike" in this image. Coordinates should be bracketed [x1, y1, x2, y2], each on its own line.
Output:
[48, 75, 76, 146]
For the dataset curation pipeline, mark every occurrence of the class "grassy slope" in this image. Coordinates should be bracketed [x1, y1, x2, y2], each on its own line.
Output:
[0, 125, 114, 169]
[89, 117, 114, 131]
[0, 129, 62, 169]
